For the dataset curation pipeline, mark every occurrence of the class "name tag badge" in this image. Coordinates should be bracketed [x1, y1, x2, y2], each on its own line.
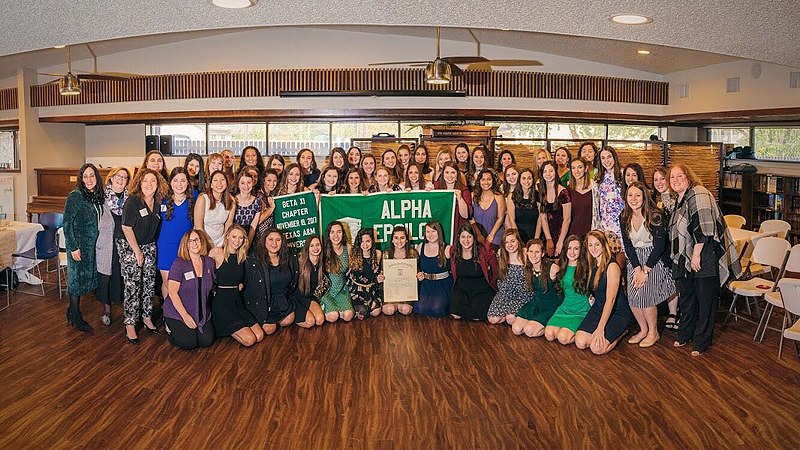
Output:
[139, 208, 148, 217]
[160, 204, 167, 212]
[184, 271, 195, 280]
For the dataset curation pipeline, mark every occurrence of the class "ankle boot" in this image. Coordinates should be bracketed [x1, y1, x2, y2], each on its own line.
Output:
[66, 306, 92, 332]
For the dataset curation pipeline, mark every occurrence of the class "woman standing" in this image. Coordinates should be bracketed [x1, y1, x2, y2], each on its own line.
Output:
[534, 149, 551, 174]
[238, 146, 265, 176]
[209, 225, 263, 347]
[544, 236, 592, 345]
[311, 166, 341, 195]
[96, 167, 130, 326]
[554, 147, 572, 186]
[221, 149, 237, 181]
[63, 163, 105, 332]
[163, 230, 215, 350]
[184, 153, 205, 198]
[454, 143, 471, 180]
[382, 226, 417, 316]
[232, 170, 263, 244]
[513, 239, 563, 337]
[348, 228, 384, 319]
[397, 144, 412, 175]
[295, 235, 327, 328]
[195, 170, 235, 247]
[506, 168, 539, 243]
[449, 224, 498, 321]
[468, 147, 488, 187]
[266, 154, 286, 180]
[243, 228, 298, 335]
[278, 163, 307, 196]
[413, 144, 433, 181]
[416, 221, 453, 318]
[297, 148, 320, 187]
[120, 168, 167, 344]
[567, 158, 594, 239]
[539, 161, 572, 257]
[131, 150, 169, 187]
[669, 164, 739, 356]
[318, 221, 354, 322]
[496, 150, 516, 180]
[652, 166, 679, 331]
[575, 231, 633, 355]
[157, 167, 195, 301]
[487, 229, 529, 324]
[592, 146, 625, 240]
[623, 163, 648, 191]
[620, 181, 674, 348]
[473, 169, 506, 249]
[205, 153, 225, 183]
[434, 162, 472, 232]
[502, 164, 519, 198]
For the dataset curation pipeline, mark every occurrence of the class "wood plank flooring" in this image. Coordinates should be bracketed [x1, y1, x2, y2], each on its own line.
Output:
[1, 277, 799, 449]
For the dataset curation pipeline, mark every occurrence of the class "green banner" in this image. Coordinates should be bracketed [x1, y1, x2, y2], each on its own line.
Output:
[273, 190, 319, 249]
[319, 190, 457, 246]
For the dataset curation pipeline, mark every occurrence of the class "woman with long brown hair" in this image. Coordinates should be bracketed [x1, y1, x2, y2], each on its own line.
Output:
[512, 239, 563, 338]
[539, 161, 572, 256]
[434, 161, 472, 232]
[295, 235, 327, 328]
[382, 225, 417, 316]
[318, 221, 355, 322]
[448, 224, 498, 321]
[487, 229, 529, 324]
[575, 230, 632, 355]
[243, 228, 298, 335]
[416, 221, 453, 318]
[348, 228, 384, 319]
[473, 169, 506, 249]
[567, 158, 593, 238]
[544, 235, 592, 345]
[157, 167, 194, 301]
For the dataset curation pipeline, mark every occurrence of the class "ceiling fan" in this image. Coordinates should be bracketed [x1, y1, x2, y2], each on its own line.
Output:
[369, 27, 543, 83]
[38, 44, 143, 95]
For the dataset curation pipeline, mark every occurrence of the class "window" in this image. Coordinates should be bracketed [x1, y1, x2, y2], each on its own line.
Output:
[331, 122, 398, 149]
[148, 123, 206, 156]
[607, 124, 660, 141]
[754, 127, 800, 161]
[547, 123, 606, 140]
[208, 123, 266, 155]
[0, 130, 18, 170]
[708, 127, 750, 146]
[485, 122, 546, 139]
[268, 123, 329, 158]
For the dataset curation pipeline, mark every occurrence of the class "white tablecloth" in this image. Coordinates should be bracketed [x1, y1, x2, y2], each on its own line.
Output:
[3, 221, 45, 284]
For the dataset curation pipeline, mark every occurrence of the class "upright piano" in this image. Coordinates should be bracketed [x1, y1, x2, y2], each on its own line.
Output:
[27, 167, 112, 222]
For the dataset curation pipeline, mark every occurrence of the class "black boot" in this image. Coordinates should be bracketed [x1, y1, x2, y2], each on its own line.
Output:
[67, 296, 92, 332]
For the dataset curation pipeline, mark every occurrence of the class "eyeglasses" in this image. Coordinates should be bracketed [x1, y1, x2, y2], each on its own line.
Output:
[189, 238, 202, 244]
[113, 174, 129, 181]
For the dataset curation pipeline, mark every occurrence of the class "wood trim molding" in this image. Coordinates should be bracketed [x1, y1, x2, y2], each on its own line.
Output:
[39, 108, 664, 125]
[0, 87, 18, 111]
[0, 119, 19, 128]
[29, 68, 668, 107]
[662, 107, 800, 124]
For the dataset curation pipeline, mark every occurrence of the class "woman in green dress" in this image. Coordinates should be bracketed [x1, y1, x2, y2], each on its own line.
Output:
[512, 239, 563, 337]
[319, 221, 354, 322]
[63, 163, 105, 332]
[544, 235, 592, 345]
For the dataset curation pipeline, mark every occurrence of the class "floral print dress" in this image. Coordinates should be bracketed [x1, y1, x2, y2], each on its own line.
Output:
[598, 172, 624, 239]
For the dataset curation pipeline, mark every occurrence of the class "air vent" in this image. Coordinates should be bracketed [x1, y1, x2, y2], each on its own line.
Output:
[726, 77, 740, 93]
[790, 72, 800, 89]
[678, 84, 689, 98]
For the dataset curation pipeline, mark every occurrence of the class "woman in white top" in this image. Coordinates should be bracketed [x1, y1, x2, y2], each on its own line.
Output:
[194, 171, 235, 246]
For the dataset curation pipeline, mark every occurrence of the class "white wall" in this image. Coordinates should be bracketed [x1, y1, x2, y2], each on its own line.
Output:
[666, 60, 800, 115]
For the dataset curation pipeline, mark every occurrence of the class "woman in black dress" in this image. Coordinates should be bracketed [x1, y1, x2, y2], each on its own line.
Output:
[448, 224, 499, 321]
[209, 225, 263, 347]
[348, 228, 384, 319]
[295, 235, 327, 328]
[243, 228, 297, 335]
[507, 168, 539, 243]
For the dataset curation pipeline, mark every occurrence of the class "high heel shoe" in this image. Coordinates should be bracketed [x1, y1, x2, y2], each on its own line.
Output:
[143, 322, 161, 334]
[66, 307, 92, 333]
[124, 328, 139, 345]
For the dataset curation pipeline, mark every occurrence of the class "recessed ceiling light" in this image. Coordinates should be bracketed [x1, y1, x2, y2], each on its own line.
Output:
[54, 45, 66, 49]
[211, 0, 257, 8]
[637, 50, 651, 55]
[610, 14, 653, 25]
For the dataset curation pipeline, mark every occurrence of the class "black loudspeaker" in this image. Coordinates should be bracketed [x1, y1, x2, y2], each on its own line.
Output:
[160, 135, 173, 155]
[145, 135, 160, 152]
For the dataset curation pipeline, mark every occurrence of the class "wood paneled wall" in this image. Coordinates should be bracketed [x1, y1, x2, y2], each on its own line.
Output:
[29, 68, 668, 108]
[0, 87, 18, 110]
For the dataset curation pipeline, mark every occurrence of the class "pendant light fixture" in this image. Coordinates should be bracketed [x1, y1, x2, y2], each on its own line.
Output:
[425, 27, 451, 85]
[59, 46, 81, 96]
[211, 0, 257, 8]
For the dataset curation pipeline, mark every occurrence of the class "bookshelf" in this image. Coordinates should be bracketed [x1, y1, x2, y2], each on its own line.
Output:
[720, 171, 800, 244]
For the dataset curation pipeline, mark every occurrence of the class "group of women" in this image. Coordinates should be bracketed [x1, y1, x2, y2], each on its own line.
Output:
[61, 141, 737, 356]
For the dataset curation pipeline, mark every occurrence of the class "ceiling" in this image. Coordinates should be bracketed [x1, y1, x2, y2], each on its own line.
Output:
[1, 0, 798, 71]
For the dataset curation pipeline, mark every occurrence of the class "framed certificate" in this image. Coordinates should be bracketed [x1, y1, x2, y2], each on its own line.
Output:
[382, 258, 418, 303]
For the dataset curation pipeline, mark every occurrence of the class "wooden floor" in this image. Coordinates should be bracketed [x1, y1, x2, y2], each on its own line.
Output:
[1, 275, 799, 449]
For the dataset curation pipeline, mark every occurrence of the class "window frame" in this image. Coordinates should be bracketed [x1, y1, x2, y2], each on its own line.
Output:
[0, 129, 20, 172]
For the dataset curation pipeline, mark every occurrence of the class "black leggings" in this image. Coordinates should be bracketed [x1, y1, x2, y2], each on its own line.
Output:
[164, 317, 215, 350]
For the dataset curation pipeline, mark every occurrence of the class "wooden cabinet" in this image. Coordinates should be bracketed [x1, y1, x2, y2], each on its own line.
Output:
[27, 167, 112, 221]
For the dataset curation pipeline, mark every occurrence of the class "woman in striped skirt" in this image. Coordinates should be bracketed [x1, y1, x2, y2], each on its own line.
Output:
[619, 181, 675, 348]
